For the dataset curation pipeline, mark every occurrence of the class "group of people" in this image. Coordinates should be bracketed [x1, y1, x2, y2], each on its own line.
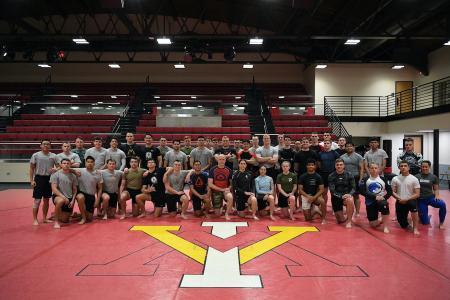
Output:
[29, 132, 446, 235]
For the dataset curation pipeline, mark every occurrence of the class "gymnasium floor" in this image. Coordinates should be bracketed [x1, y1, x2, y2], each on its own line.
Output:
[0, 188, 449, 300]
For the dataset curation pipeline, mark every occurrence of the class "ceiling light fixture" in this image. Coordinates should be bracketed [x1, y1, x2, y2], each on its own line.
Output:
[108, 63, 120, 69]
[243, 63, 254, 69]
[73, 38, 89, 44]
[344, 39, 360, 45]
[392, 65, 405, 70]
[249, 37, 264, 45]
[174, 63, 185, 69]
[316, 64, 327, 69]
[157, 37, 172, 45]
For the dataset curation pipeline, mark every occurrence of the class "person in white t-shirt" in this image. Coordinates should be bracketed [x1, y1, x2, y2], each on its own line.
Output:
[391, 160, 421, 235]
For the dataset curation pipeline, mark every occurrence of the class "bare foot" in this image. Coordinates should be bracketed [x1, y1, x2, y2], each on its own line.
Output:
[345, 222, 352, 229]
[290, 215, 296, 221]
[33, 220, 39, 226]
[439, 224, 445, 230]
[102, 214, 108, 220]
[181, 213, 188, 220]
[119, 214, 126, 220]
[321, 219, 327, 225]
[78, 219, 86, 225]
[43, 219, 53, 223]
[137, 213, 146, 219]
[53, 223, 61, 229]
[270, 215, 277, 221]
[414, 229, 420, 236]
[225, 213, 231, 221]
[383, 227, 390, 234]
[253, 215, 259, 221]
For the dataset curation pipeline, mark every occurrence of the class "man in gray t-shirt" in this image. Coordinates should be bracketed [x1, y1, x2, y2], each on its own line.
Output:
[164, 140, 188, 169]
[189, 137, 213, 172]
[85, 137, 107, 170]
[340, 142, 365, 216]
[30, 140, 58, 225]
[364, 138, 388, 175]
[75, 156, 103, 223]
[50, 158, 78, 229]
[56, 142, 81, 167]
[256, 134, 279, 181]
[163, 161, 192, 218]
[100, 160, 124, 219]
[105, 137, 126, 170]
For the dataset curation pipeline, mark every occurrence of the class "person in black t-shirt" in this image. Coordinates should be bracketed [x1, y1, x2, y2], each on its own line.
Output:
[141, 134, 162, 168]
[335, 137, 347, 156]
[120, 132, 142, 168]
[136, 159, 167, 217]
[294, 137, 320, 177]
[237, 139, 257, 171]
[214, 136, 237, 170]
[232, 160, 258, 220]
[189, 160, 211, 217]
[298, 159, 326, 223]
[278, 136, 296, 172]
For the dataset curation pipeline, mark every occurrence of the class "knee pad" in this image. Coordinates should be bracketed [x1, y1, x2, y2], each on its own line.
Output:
[33, 198, 42, 208]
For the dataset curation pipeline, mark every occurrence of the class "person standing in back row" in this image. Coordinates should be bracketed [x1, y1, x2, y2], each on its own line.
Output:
[30, 140, 58, 225]
[120, 132, 142, 168]
[397, 138, 423, 175]
[364, 137, 388, 175]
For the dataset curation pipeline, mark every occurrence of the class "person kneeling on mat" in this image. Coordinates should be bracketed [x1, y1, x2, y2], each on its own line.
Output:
[360, 162, 392, 233]
[254, 166, 276, 220]
[232, 160, 259, 220]
[50, 158, 78, 229]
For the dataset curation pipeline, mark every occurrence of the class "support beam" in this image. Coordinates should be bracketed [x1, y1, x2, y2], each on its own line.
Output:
[433, 129, 439, 178]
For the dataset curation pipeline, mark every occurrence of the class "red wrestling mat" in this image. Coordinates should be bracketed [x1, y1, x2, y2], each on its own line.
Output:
[0, 189, 449, 300]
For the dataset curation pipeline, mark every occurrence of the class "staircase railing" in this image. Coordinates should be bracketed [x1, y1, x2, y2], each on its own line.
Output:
[324, 99, 351, 138]
[111, 103, 129, 135]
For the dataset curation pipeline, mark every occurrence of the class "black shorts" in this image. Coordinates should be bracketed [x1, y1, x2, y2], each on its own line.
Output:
[126, 188, 141, 204]
[151, 192, 166, 208]
[331, 196, 344, 212]
[78, 191, 95, 213]
[257, 195, 268, 211]
[366, 200, 390, 221]
[319, 172, 332, 187]
[105, 192, 118, 208]
[236, 194, 248, 212]
[398, 199, 418, 213]
[353, 175, 361, 195]
[278, 193, 290, 208]
[166, 194, 181, 213]
[33, 175, 52, 199]
[191, 195, 203, 211]
[52, 194, 73, 213]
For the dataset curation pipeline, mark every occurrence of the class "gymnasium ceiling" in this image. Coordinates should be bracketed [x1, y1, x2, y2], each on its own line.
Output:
[0, 0, 449, 74]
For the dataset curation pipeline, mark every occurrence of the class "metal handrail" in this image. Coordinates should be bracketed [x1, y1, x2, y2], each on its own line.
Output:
[324, 99, 350, 138]
[325, 76, 449, 118]
[111, 103, 129, 134]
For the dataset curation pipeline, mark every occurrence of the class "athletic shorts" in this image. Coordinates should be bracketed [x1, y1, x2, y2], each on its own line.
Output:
[301, 195, 321, 210]
[278, 193, 290, 208]
[150, 192, 166, 208]
[366, 199, 390, 221]
[398, 199, 418, 213]
[352, 175, 361, 194]
[235, 194, 248, 212]
[319, 172, 332, 187]
[166, 194, 181, 213]
[78, 191, 95, 213]
[331, 196, 344, 212]
[212, 191, 225, 209]
[257, 195, 268, 211]
[52, 194, 73, 213]
[104, 192, 118, 208]
[33, 175, 52, 199]
[126, 188, 141, 204]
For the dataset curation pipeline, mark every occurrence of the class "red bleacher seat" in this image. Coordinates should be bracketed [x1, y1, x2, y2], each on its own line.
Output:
[20, 114, 118, 120]
[14, 119, 117, 126]
[135, 127, 250, 134]
[7, 126, 112, 133]
[134, 134, 251, 140]
[275, 127, 332, 133]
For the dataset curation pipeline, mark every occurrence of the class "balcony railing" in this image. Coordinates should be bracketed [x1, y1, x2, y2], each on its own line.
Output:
[325, 76, 450, 118]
